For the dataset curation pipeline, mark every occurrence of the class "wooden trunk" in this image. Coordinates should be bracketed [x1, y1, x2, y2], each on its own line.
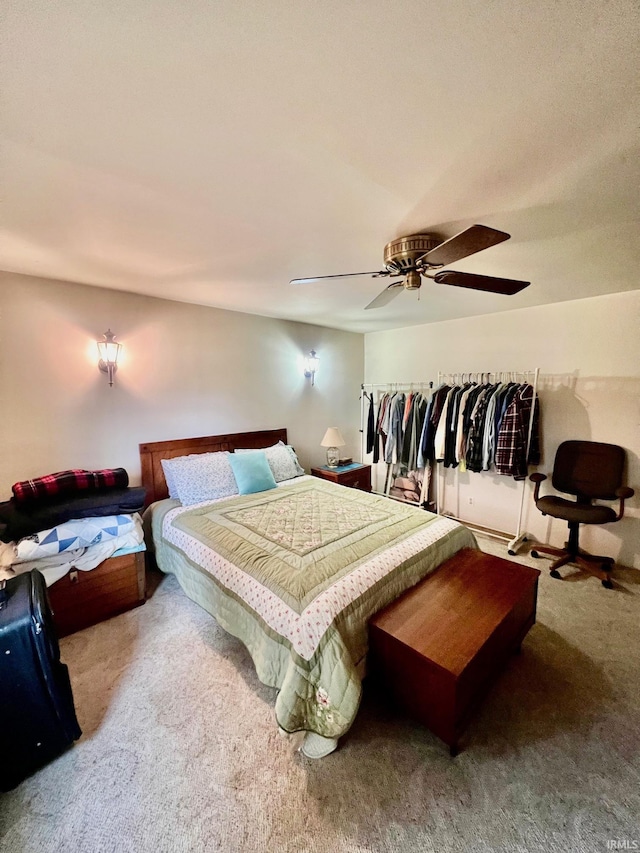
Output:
[369, 547, 540, 755]
[47, 551, 146, 638]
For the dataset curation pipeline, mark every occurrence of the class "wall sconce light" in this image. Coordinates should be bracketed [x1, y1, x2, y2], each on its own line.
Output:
[303, 350, 319, 386]
[97, 329, 122, 387]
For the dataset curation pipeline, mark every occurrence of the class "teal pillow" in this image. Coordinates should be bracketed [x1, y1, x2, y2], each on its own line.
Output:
[228, 451, 277, 495]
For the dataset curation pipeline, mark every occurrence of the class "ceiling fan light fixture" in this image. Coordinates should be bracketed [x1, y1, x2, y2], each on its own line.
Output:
[404, 270, 422, 291]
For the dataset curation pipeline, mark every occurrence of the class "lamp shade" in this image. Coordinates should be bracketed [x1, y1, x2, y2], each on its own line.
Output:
[321, 427, 346, 448]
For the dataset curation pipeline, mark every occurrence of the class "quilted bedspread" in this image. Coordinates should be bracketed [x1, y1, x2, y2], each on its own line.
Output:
[150, 477, 476, 739]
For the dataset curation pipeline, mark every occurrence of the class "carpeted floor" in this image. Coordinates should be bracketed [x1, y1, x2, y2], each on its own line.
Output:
[1, 538, 639, 853]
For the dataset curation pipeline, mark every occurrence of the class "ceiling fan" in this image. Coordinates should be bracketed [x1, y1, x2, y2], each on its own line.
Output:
[290, 224, 530, 310]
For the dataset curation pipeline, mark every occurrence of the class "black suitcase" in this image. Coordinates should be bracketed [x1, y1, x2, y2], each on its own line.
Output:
[0, 571, 82, 791]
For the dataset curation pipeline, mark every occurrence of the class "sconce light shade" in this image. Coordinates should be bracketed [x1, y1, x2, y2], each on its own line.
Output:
[320, 426, 345, 468]
[97, 329, 122, 387]
[303, 350, 319, 385]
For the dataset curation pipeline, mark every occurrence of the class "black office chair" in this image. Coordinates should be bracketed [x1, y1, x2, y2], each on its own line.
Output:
[529, 440, 634, 588]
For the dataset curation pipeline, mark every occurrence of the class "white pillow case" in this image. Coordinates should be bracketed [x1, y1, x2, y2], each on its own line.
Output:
[162, 454, 208, 499]
[161, 452, 239, 506]
[161, 457, 182, 499]
[235, 441, 304, 482]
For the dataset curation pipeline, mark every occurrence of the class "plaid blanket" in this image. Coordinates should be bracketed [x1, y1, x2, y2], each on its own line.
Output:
[12, 468, 129, 505]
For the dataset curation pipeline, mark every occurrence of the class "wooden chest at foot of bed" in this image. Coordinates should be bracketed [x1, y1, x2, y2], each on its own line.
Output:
[369, 547, 540, 755]
[47, 552, 146, 638]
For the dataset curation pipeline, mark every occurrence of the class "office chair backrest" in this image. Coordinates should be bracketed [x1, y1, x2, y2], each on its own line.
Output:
[551, 440, 626, 501]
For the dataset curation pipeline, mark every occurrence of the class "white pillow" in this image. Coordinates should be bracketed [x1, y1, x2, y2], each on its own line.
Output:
[235, 441, 304, 482]
[161, 458, 182, 499]
[161, 452, 239, 506]
[161, 453, 207, 499]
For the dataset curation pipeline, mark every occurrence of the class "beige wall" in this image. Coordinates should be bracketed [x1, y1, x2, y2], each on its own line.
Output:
[365, 290, 640, 569]
[0, 273, 364, 492]
[2, 272, 637, 569]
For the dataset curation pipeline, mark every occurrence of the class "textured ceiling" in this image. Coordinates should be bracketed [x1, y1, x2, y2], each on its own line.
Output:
[2, 0, 639, 332]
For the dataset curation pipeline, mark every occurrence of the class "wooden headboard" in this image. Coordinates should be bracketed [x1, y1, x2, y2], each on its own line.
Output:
[139, 428, 288, 506]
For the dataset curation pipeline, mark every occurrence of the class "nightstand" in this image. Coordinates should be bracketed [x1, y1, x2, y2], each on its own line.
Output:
[310, 463, 372, 493]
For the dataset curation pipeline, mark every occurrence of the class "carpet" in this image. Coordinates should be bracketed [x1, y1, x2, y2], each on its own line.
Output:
[1, 538, 639, 853]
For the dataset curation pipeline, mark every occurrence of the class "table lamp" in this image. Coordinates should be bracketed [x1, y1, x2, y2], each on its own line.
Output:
[321, 427, 346, 468]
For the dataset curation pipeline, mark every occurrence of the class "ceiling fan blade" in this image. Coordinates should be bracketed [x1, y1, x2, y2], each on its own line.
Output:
[434, 270, 530, 295]
[364, 281, 405, 310]
[419, 224, 510, 267]
[290, 270, 389, 285]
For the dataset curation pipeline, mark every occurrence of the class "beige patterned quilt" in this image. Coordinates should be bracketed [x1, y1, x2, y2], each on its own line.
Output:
[149, 476, 477, 740]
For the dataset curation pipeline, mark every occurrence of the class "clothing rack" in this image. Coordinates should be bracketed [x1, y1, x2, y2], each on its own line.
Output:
[360, 382, 434, 488]
[360, 370, 540, 554]
[435, 368, 540, 553]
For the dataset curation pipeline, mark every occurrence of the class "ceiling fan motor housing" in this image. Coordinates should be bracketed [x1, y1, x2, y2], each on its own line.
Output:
[383, 234, 439, 275]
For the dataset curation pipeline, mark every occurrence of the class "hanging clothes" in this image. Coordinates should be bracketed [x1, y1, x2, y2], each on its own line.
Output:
[392, 390, 427, 501]
[425, 378, 540, 478]
[385, 393, 406, 465]
[434, 387, 456, 462]
[482, 382, 508, 470]
[373, 392, 393, 464]
[398, 392, 418, 471]
[418, 385, 450, 468]
[407, 393, 428, 472]
[365, 393, 375, 455]
[494, 384, 540, 478]
[363, 385, 434, 506]
[444, 384, 471, 468]
[457, 384, 485, 471]
[362, 376, 538, 518]
[465, 385, 497, 473]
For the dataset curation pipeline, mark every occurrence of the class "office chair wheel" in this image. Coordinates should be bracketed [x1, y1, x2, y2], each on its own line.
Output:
[602, 578, 614, 589]
[550, 570, 562, 579]
[531, 550, 540, 559]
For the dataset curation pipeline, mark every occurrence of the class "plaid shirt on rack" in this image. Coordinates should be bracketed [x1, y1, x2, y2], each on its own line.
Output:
[12, 468, 129, 504]
[494, 384, 540, 479]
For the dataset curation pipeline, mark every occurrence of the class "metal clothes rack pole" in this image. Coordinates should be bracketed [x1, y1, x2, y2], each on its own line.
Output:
[434, 368, 540, 553]
[360, 385, 366, 465]
[361, 381, 434, 389]
[511, 368, 540, 553]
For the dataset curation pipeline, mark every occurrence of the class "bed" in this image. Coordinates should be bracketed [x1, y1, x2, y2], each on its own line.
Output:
[140, 429, 477, 757]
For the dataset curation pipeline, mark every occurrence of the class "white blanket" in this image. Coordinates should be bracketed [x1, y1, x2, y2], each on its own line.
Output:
[13, 514, 139, 562]
[0, 514, 144, 586]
